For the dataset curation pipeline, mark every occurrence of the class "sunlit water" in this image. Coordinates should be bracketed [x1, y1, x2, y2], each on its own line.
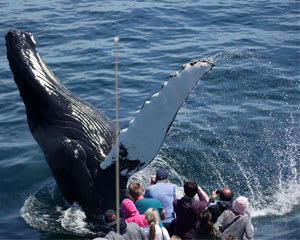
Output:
[0, 0, 299, 239]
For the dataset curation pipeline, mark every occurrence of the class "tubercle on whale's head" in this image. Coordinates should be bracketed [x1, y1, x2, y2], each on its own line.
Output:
[5, 29, 37, 65]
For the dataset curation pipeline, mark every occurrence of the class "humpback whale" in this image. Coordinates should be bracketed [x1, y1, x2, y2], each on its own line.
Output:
[6, 29, 214, 218]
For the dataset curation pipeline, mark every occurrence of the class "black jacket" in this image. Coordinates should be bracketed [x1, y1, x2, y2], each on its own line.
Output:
[207, 200, 232, 223]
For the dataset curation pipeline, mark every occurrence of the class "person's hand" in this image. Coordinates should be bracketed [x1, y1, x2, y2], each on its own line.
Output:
[211, 189, 218, 199]
[151, 175, 156, 185]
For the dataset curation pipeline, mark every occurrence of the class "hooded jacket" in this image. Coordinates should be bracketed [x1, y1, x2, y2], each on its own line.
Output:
[120, 198, 149, 227]
[207, 200, 232, 223]
[173, 189, 208, 239]
[216, 210, 254, 240]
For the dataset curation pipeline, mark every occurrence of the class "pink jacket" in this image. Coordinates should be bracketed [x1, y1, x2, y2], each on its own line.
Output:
[120, 198, 149, 227]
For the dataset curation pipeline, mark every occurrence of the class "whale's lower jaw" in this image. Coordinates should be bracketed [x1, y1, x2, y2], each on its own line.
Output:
[6, 29, 214, 217]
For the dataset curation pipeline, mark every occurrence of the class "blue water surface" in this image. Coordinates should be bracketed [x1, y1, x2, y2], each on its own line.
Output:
[0, 0, 299, 239]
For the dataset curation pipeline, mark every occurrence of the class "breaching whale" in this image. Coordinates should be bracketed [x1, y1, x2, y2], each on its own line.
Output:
[6, 29, 214, 218]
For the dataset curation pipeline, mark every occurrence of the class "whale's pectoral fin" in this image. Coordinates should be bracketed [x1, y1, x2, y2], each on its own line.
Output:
[100, 59, 215, 176]
[46, 137, 100, 214]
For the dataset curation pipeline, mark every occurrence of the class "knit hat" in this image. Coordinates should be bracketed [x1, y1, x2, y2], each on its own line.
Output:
[156, 168, 168, 180]
[232, 196, 248, 214]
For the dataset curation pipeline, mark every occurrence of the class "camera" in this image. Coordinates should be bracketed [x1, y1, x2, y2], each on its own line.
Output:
[216, 189, 221, 195]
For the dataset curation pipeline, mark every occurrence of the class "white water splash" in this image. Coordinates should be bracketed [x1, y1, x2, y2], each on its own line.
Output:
[20, 180, 97, 236]
[249, 179, 300, 218]
[249, 125, 300, 218]
[60, 203, 93, 235]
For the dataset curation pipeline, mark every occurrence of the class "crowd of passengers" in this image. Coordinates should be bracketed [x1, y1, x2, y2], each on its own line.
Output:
[94, 168, 254, 240]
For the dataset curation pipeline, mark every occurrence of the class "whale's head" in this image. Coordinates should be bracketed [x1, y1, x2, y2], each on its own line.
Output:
[5, 30, 116, 158]
[6, 29, 37, 67]
[5, 29, 68, 138]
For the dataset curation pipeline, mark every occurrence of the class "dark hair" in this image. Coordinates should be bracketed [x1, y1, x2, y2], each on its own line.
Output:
[128, 182, 143, 199]
[184, 180, 198, 198]
[197, 209, 214, 233]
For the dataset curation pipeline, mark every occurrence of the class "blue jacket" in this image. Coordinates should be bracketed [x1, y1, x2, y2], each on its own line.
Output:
[145, 181, 176, 223]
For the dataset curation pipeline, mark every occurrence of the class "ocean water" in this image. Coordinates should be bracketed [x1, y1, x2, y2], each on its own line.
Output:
[0, 0, 299, 239]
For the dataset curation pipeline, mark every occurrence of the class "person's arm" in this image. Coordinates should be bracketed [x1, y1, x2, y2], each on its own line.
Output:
[173, 199, 177, 219]
[198, 186, 209, 202]
[244, 218, 254, 240]
[160, 209, 166, 220]
[208, 189, 218, 205]
[196, 186, 208, 207]
[173, 184, 176, 200]
[216, 211, 225, 230]
[163, 227, 171, 240]
[156, 199, 166, 220]
[144, 187, 151, 198]
[151, 175, 156, 185]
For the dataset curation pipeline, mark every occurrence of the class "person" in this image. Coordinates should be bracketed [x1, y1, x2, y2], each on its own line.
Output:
[128, 182, 166, 227]
[120, 198, 149, 227]
[104, 209, 148, 240]
[143, 208, 170, 240]
[192, 209, 222, 240]
[207, 187, 234, 223]
[173, 180, 208, 239]
[216, 196, 254, 240]
[145, 168, 176, 234]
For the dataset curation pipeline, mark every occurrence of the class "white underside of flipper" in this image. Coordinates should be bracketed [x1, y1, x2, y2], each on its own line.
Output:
[100, 59, 214, 176]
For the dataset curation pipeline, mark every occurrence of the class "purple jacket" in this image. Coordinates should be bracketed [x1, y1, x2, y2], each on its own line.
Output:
[173, 189, 208, 239]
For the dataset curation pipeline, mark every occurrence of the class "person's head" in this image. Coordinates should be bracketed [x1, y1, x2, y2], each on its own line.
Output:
[219, 187, 234, 201]
[155, 168, 169, 182]
[145, 208, 159, 240]
[104, 209, 117, 227]
[198, 209, 212, 223]
[128, 182, 143, 200]
[145, 208, 159, 225]
[120, 198, 139, 217]
[197, 209, 213, 233]
[232, 196, 249, 214]
[184, 180, 198, 198]
[170, 235, 182, 240]
[104, 209, 127, 232]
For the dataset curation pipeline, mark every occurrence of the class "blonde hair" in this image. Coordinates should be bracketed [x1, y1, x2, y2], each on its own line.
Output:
[145, 208, 159, 240]
[170, 235, 182, 240]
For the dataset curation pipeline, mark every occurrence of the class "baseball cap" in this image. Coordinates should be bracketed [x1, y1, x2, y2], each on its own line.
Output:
[156, 168, 169, 180]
